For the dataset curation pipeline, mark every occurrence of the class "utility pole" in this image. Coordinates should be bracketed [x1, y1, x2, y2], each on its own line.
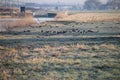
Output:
[10, 0, 12, 16]
[18, 0, 20, 8]
[5, 0, 7, 8]
[18, 0, 20, 17]
[0, 0, 3, 7]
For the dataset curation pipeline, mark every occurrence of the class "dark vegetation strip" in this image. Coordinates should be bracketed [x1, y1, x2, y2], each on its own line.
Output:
[0, 31, 119, 36]
[0, 37, 119, 47]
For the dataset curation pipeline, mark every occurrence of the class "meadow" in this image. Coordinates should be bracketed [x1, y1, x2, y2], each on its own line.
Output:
[0, 11, 120, 80]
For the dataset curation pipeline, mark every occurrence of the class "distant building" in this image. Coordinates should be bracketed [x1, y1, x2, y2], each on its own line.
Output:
[0, 7, 33, 17]
[0, 7, 19, 16]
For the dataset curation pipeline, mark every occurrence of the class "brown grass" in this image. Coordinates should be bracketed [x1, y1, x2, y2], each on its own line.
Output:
[55, 11, 68, 19]
[0, 43, 119, 80]
[55, 12, 120, 22]
[100, 44, 117, 50]
[0, 17, 36, 31]
[0, 15, 11, 18]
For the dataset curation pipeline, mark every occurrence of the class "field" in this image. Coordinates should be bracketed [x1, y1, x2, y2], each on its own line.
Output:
[0, 12, 120, 80]
[55, 11, 120, 22]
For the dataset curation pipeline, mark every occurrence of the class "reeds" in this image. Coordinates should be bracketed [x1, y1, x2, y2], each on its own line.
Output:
[0, 17, 36, 31]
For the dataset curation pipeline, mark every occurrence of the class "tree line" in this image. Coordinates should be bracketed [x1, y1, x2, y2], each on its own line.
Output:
[83, 0, 120, 10]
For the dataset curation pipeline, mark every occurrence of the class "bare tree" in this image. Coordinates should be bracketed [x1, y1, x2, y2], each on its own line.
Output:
[106, 0, 120, 10]
[84, 0, 102, 10]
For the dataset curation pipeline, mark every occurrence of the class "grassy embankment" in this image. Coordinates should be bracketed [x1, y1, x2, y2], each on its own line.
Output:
[55, 11, 120, 22]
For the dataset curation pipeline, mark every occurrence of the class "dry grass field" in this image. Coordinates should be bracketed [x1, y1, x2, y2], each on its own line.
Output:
[0, 11, 120, 80]
[0, 15, 11, 18]
[0, 17, 36, 31]
[0, 43, 120, 80]
[55, 12, 120, 22]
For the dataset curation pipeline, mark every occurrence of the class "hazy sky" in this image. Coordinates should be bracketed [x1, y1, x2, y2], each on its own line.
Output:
[22, 0, 108, 5]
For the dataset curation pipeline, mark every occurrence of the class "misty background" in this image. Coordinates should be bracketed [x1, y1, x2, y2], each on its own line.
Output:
[0, 0, 120, 10]
[22, 0, 108, 5]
